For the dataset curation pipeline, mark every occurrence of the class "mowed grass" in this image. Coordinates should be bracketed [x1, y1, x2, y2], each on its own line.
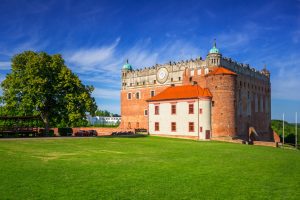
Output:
[0, 136, 300, 200]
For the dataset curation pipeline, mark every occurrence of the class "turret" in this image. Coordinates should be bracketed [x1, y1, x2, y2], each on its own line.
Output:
[206, 39, 222, 67]
[122, 59, 132, 78]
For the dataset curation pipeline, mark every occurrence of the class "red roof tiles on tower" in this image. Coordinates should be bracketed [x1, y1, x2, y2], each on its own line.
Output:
[207, 67, 237, 76]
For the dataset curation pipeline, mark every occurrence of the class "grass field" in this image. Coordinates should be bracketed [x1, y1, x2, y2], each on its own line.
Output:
[0, 136, 299, 199]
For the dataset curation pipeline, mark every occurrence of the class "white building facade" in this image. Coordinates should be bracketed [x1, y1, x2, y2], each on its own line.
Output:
[147, 85, 212, 140]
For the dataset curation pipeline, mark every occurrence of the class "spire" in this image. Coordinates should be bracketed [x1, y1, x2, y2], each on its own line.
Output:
[213, 38, 217, 48]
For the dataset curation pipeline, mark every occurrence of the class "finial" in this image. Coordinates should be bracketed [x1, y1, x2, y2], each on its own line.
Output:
[213, 39, 217, 48]
[126, 59, 129, 64]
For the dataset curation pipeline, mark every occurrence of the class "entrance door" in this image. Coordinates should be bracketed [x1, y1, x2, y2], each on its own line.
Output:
[205, 130, 211, 139]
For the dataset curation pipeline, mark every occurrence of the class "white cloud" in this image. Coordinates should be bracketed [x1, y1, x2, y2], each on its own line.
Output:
[92, 87, 120, 100]
[67, 38, 120, 67]
[0, 61, 11, 70]
[271, 54, 300, 101]
[66, 38, 120, 72]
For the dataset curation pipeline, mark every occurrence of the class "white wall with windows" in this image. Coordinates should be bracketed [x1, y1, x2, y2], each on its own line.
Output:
[148, 99, 211, 139]
[86, 114, 121, 126]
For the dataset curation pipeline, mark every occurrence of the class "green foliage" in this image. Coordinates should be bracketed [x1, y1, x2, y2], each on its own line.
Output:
[94, 109, 120, 117]
[272, 120, 300, 144]
[0, 51, 97, 129]
[0, 137, 300, 199]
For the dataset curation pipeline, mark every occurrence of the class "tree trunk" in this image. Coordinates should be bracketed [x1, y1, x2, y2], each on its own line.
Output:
[41, 112, 50, 135]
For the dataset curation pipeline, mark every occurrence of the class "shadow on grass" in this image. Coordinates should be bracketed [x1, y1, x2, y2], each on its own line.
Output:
[101, 134, 149, 139]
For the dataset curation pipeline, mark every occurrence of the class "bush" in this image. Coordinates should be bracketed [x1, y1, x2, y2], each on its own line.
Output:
[58, 128, 73, 136]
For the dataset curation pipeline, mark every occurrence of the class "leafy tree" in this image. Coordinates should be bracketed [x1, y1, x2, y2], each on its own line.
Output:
[0, 51, 97, 133]
[272, 120, 299, 145]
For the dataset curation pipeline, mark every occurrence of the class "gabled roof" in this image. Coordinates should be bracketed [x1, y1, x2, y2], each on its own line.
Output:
[207, 67, 237, 76]
[147, 85, 212, 102]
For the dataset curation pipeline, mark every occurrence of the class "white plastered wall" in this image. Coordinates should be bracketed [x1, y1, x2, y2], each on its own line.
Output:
[148, 98, 211, 139]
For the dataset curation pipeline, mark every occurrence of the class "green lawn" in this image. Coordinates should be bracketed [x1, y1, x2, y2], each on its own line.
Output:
[0, 136, 299, 200]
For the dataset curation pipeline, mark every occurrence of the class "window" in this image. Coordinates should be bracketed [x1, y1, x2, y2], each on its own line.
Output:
[200, 126, 203, 132]
[171, 78, 173, 82]
[205, 68, 209, 74]
[189, 104, 194, 114]
[199, 108, 203, 114]
[128, 122, 131, 129]
[150, 90, 155, 97]
[178, 77, 181, 81]
[171, 122, 176, 132]
[171, 104, 176, 114]
[136, 122, 139, 128]
[135, 92, 140, 99]
[212, 101, 215, 107]
[190, 70, 194, 76]
[154, 80, 156, 84]
[155, 105, 159, 115]
[127, 93, 132, 100]
[189, 77, 192, 82]
[144, 109, 148, 116]
[155, 122, 159, 131]
[197, 68, 201, 75]
[189, 122, 194, 132]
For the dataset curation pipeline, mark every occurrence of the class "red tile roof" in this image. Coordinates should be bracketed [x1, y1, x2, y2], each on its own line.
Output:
[147, 85, 212, 102]
[208, 67, 237, 76]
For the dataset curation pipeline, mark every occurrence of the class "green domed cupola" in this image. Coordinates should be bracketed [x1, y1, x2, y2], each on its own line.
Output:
[209, 39, 220, 54]
[122, 59, 132, 70]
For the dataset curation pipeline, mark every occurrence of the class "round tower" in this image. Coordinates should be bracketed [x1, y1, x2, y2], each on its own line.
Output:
[206, 70, 237, 138]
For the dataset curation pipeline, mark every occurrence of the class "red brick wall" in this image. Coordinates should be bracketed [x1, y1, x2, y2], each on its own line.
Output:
[51, 127, 134, 136]
[120, 86, 168, 130]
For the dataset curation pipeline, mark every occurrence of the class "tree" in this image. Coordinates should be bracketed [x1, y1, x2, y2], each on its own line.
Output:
[0, 51, 97, 133]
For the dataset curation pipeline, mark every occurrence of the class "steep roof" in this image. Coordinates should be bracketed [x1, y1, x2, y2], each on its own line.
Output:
[207, 67, 237, 76]
[147, 85, 212, 102]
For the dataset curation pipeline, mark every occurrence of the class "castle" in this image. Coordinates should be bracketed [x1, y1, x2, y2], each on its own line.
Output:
[120, 41, 272, 140]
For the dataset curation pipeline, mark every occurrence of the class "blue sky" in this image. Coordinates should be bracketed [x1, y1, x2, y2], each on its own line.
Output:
[0, 0, 299, 122]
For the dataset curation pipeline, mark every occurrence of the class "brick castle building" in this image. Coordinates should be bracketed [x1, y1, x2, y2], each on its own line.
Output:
[120, 41, 271, 140]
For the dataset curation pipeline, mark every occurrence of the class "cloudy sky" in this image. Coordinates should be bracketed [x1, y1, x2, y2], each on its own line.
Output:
[0, 0, 299, 121]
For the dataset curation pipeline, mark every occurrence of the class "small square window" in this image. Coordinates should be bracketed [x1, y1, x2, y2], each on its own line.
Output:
[189, 104, 194, 114]
[171, 122, 176, 132]
[171, 104, 176, 114]
[151, 90, 155, 97]
[189, 122, 194, 132]
[155, 105, 159, 115]
[144, 109, 148, 116]
[136, 92, 140, 99]
[127, 93, 132, 100]
[155, 122, 159, 131]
